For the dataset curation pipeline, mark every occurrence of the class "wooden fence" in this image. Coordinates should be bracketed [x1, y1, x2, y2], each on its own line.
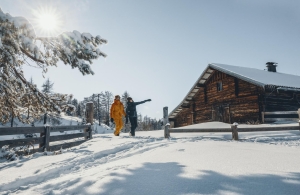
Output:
[262, 110, 299, 123]
[0, 125, 92, 153]
[165, 123, 300, 140]
[164, 107, 300, 140]
[0, 102, 95, 155]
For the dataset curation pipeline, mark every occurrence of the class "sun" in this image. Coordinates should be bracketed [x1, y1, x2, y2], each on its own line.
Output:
[38, 13, 58, 32]
[32, 7, 63, 36]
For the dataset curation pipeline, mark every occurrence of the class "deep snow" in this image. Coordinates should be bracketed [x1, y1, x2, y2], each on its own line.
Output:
[1, 121, 300, 195]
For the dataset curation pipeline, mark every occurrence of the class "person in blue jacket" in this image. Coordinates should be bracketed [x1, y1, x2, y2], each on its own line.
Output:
[126, 97, 151, 136]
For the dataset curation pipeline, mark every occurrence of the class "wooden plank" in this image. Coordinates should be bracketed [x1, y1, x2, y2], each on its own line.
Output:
[50, 125, 90, 132]
[231, 125, 238, 140]
[49, 140, 87, 151]
[49, 132, 89, 142]
[0, 137, 44, 148]
[264, 111, 298, 115]
[0, 127, 44, 136]
[170, 128, 232, 133]
[264, 118, 299, 122]
[197, 83, 205, 88]
[238, 126, 299, 132]
[88, 126, 93, 139]
[181, 105, 190, 108]
[170, 126, 299, 133]
[45, 126, 50, 151]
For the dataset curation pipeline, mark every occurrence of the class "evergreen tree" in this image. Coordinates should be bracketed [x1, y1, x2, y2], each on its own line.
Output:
[100, 91, 114, 125]
[76, 103, 82, 117]
[121, 91, 130, 108]
[0, 8, 107, 124]
[29, 77, 34, 85]
[41, 78, 54, 93]
[72, 98, 79, 108]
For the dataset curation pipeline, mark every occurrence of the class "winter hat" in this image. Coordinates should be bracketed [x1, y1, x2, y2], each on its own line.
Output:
[115, 95, 120, 99]
[127, 97, 132, 101]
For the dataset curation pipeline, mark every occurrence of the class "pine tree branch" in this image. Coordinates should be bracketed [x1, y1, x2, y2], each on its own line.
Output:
[20, 47, 44, 64]
[10, 65, 61, 112]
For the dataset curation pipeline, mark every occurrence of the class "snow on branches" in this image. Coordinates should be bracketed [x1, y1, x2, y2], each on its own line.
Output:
[0, 8, 107, 124]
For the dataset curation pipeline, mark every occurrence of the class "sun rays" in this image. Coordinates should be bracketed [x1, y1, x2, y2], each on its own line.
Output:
[32, 6, 63, 37]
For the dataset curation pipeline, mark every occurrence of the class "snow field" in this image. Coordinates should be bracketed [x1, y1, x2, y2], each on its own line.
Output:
[0, 128, 300, 195]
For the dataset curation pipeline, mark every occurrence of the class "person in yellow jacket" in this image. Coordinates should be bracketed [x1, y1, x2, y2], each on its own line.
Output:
[110, 95, 126, 136]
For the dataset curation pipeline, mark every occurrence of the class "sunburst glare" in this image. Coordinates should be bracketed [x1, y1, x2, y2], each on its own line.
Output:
[32, 6, 63, 36]
[38, 13, 57, 31]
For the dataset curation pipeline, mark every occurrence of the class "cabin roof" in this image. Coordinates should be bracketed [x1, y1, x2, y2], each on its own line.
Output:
[169, 63, 300, 119]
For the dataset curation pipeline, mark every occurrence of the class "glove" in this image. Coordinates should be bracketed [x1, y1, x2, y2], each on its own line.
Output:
[110, 118, 114, 123]
[126, 118, 128, 124]
[146, 99, 151, 102]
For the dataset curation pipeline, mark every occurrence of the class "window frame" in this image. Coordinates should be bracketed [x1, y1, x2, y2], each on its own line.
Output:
[217, 82, 223, 91]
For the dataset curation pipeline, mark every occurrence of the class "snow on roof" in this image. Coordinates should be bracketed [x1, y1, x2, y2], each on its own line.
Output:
[169, 63, 300, 118]
[210, 63, 300, 88]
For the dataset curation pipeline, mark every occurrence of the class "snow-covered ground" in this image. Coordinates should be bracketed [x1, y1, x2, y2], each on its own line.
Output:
[1, 122, 300, 195]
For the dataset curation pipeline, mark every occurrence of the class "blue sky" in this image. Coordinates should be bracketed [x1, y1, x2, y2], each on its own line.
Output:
[1, 0, 300, 119]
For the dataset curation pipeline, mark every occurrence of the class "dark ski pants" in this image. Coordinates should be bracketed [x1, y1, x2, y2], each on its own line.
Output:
[129, 117, 137, 136]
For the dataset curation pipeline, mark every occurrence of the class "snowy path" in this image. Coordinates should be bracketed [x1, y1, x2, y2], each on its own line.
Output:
[1, 130, 300, 195]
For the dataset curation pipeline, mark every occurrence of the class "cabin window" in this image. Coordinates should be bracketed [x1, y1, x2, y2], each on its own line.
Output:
[217, 82, 223, 91]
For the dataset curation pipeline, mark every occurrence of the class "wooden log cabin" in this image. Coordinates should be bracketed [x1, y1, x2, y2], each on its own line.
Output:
[169, 62, 300, 127]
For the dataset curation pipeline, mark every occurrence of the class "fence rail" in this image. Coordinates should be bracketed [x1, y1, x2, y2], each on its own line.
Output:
[262, 110, 300, 123]
[165, 108, 300, 140]
[0, 125, 92, 154]
[165, 124, 300, 140]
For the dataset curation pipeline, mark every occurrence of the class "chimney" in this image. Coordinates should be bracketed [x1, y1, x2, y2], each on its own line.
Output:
[266, 62, 277, 72]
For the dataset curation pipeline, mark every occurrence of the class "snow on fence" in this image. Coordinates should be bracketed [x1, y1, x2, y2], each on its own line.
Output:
[164, 107, 300, 140]
[0, 125, 92, 154]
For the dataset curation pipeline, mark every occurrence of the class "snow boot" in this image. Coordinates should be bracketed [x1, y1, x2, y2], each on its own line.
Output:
[114, 131, 119, 136]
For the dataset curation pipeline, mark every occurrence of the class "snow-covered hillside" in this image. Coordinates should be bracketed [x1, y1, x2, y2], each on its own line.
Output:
[1, 122, 300, 195]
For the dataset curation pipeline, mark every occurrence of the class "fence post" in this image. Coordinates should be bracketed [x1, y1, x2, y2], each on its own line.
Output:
[298, 108, 300, 131]
[39, 131, 44, 149]
[40, 125, 50, 151]
[163, 107, 170, 138]
[85, 102, 94, 139]
[231, 122, 238, 140]
[44, 113, 47, 124]
[45, 125, 50, 151]
[88, 125, 93, 139]
[261, 112, 265, 124]
[165, 123, 170, 138]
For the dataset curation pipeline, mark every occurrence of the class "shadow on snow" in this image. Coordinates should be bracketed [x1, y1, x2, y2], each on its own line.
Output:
[45, 162, 300, 195]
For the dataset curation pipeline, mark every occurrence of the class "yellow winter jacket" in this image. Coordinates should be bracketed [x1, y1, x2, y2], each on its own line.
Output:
[110, 100, 126, 119]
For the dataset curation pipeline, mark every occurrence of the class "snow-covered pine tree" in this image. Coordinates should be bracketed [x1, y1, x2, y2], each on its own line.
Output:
[41, 78, 54, 93]
[120, 91, 130, 132]
[0, 8, 107, 124]
[29, 77, 34, 85]
[121, 91, 130, 108]
[71, 98, 78, 108]
[76, 101, 84, 117]
[100, 91, 113, 125]
[136, 113, 142, 131]
[76, 102, 82, 117]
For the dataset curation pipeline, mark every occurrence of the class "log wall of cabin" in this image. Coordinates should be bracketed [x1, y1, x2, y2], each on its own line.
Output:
[263, 86, 300, 112]
[173, 70, 263, 127]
